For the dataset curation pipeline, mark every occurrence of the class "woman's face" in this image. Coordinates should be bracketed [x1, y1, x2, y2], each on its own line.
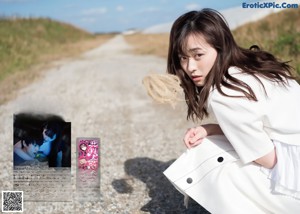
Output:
[80, 143, 87, 151]
[179, 34, 217, 86]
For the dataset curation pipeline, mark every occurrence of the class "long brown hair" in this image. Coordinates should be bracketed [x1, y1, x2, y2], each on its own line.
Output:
[167, 8, 294, 121]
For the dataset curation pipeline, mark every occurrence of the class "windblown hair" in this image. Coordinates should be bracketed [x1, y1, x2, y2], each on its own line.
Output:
[167, 8, 294, 121]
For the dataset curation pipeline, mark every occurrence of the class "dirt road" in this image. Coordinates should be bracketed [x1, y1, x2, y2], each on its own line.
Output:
[0, 35, 209, 213]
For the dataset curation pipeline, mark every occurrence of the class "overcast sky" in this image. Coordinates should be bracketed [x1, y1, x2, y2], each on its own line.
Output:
[0, 0, 264, 33]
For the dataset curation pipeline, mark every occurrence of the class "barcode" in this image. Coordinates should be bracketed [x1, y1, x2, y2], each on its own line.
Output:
[2, 191, 23, 212]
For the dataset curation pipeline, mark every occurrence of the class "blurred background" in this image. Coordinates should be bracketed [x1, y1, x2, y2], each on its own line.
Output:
[0, 0, 299, 105]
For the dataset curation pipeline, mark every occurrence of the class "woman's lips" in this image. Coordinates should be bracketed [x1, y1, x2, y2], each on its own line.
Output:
[192, 75, 203, 81]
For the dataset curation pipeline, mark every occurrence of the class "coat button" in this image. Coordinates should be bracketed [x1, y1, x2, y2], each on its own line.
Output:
[186, 177, 193, 184]
[217, 157, 224, 162]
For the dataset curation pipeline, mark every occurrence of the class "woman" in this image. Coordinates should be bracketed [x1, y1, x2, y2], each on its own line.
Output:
[164, 8, 300, 213]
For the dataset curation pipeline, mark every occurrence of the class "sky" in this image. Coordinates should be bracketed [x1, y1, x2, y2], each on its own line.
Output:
[0, 0, 256, 33]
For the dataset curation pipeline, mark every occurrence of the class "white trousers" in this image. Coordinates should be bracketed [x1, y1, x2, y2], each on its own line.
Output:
[164, 135, 300, 214]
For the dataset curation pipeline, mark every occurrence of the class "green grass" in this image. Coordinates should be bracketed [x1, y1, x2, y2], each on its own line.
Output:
[232, 8, 300, 80]
[0, 17, 94, 81]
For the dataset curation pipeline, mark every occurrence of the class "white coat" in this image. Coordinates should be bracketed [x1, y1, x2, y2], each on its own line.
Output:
[164, 67, 300, 213]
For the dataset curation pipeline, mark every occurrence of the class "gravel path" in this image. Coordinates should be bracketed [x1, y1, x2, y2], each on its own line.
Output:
[0, 35, 210, 213]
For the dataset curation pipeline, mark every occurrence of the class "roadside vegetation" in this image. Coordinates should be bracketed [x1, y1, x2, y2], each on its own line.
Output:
[0, 17, 114, 104]
[232, 8, 300, 81]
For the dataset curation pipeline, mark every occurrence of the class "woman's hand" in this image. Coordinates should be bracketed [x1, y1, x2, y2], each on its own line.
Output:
[183, 124, 223, 149]
[184, 126, 208, 149]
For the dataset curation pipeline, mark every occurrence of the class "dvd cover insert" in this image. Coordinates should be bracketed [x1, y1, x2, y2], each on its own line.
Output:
[13, 113, 72, 202]
[76, 138, 100, 201]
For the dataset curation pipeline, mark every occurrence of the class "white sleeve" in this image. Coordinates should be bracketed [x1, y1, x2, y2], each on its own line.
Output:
[209, 87, 274, 164]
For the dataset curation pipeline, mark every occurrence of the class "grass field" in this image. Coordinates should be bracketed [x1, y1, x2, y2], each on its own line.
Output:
[232, 8, 300, 80]
[0, 17, 114, 104]
[125, 33, 169, 59]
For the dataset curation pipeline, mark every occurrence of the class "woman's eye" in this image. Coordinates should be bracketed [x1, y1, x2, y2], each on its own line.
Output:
[194, 54, 203, 60]
[179, 56, 188, 61]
